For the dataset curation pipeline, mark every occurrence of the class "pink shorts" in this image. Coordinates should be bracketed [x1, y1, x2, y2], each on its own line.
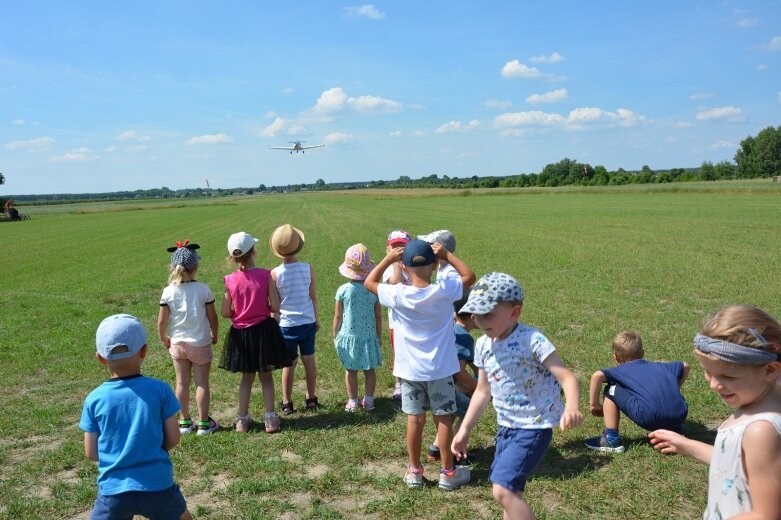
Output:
[169, 342, 213, 366]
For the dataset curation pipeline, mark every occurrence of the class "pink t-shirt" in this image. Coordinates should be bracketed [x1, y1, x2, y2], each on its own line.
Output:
[224, 268, 271, 329]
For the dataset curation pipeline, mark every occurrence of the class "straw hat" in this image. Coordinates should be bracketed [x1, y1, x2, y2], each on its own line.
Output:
[338, 243, 375, 280]
[269, 224, 305, 258]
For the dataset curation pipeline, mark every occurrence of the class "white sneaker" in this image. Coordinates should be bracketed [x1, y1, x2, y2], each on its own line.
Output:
[196, 417, 219, 436]
[404, 465, 424, 488]
[438, 466, 470, 491]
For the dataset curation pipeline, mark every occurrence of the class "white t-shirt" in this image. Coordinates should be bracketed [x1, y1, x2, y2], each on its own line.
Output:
[159, 281, 215, 347]
[377, 277, 462, 381]
[381, 264, 410, 330]
[436, 262, 459, 281]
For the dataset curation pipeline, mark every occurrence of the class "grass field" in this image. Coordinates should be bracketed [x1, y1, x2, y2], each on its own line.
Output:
[1, 180, 780, 519]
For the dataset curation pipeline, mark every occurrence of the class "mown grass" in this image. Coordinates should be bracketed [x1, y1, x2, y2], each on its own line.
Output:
[1, 180, 780, 519]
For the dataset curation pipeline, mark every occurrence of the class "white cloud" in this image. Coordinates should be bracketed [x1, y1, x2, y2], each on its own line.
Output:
[12, 119, 25, 126]
[757, 64, 767, 71]
[388, 130, 403, 137]
[566, 107, 647, 130]
[501, 59, 541, 78]
[104, 145, 118, 153]
[52, 147, 97, 162]
[498, 128, 529, 137]
[282, 86, 295, 94]
[344, 4, 385, 19]
[186, 133, 234, 145]
[324, 132, 352, 144]
[494, 111, 565, 128]
[696, 106, 745, 122]
[264, 111, 278, 119]
[260, 117, 288, 138]
[530, 52, 564, 64]
[763, 36, 781, 51]
[526, 88, 569, 104]
[117, 130, 151, 142]
[711, 140, 735, 149]
[315, 87, 403, 113]
[689, 92, 713, 100]
[484, 99, 513, 110]
[5, 136, 55, 151]
[675, 122, 693, 128]
[435, 120, 480, 134]
[413, 129, 426, 137]
[737, 17, 759, 28]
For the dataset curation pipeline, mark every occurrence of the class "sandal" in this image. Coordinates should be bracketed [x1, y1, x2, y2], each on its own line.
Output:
[178, 419, 195, 434]
[196, 417, 219, 436]
[280, 401, 295, 414]
[305, 397, 319, 409]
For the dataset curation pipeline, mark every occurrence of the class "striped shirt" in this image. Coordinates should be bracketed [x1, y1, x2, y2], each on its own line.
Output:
[273, 262, 316, 327]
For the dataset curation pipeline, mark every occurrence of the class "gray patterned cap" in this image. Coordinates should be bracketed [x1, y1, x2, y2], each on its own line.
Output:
[459, 272, 524, 315]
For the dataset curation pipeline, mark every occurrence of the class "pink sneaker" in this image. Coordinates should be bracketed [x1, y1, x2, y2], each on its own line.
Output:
[264, 413, 281, 433]
[360, 396, 375, 411]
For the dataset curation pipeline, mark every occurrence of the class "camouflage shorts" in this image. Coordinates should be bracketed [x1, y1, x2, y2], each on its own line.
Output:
[400, 376, 457, 416]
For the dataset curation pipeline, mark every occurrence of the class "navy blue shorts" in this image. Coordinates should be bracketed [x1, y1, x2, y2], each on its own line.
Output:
[604, 384, 685, 432]
[280, 322, 317, 358]
[490, 427, 552, 493]
[90, 484, 186, 520]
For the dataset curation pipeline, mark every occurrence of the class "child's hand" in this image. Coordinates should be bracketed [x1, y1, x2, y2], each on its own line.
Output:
[451, 431, 470, 462]
[385, 246, 404, 263]
[431, 243, 448, 260]
[590, 403, 603, 417]
[211, 333, 217, 345]
[162, 336, 171, 349]
[559, 407, 583, 431]
[648, 429, 688, 455]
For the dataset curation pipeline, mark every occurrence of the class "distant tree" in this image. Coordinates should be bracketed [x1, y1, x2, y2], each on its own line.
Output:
[258, 184, 267, 192]
[0, 172, 4, 185]
[699, 161, 715, 181]
[735, 126, 781, 178]
[314, 178, 325, 190]
[641, 165, 654, 176]
[713, 160, 736, 180]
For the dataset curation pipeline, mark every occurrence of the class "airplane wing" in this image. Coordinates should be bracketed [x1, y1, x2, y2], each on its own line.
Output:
[270, 146, 295, 150]
[300, 144, 326, 150]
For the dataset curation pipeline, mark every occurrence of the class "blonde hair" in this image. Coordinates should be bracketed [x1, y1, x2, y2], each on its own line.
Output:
[699, 305, 781, 361]
[612, 330, 644, 362]
[168, 264, 197, 285]
[227, 247, 255, 271]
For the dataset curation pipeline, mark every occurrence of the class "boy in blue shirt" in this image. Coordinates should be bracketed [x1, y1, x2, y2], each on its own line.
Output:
[80, 314, 192, 519]
[585, 330, 690, 453]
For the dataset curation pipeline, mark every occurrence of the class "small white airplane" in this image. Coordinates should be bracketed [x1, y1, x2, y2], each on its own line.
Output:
[270, 141, 326, 154]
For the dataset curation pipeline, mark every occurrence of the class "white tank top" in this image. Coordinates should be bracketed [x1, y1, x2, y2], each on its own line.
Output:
[273, 262, 316, 328]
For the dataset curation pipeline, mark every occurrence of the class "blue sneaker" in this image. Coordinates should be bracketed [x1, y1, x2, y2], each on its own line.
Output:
[585, 433, 625, 453]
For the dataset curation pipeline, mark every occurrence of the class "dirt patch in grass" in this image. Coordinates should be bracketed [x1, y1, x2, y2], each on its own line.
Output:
[361, 459, 404, 479]
[5, 435, 64, 465]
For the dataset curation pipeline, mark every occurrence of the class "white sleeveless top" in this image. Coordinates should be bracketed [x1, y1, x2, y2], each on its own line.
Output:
[273, 262, 315, 328]
[705, 412, 781, 519]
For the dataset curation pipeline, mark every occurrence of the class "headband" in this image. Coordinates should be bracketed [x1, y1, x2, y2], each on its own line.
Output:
[693, 333, 779, 365]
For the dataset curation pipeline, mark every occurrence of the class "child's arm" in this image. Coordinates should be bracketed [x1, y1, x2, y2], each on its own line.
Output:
[309, 265, 319, 330]
[374, 301, 382, 339]
[157, 305, 171, 349]
[205, 302, 219, 344]
[364, 247, 404, 294]
[452, 368, 491, 460]
[163, 414, 181, 451]
[332, 300, 343, 339]
[737, 421, 781, 519]
[588, 370, 608, 417]
[269, 270, 279, 320]
[386, 261, 403, 285]
[83, 432, 99, 462]
[454, 360, 478, 396]
[648, 429, 713, 464]
[542, 352, 583, 431]
[678, 362, 690, 388]
[221, 291, 233, 319]
[432, 243, 476, 289]
[268, 279, 281, 314]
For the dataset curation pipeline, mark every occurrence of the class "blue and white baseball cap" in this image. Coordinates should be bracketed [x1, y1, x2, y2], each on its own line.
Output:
[460, 272, 525, 315]
[95, 314, 147, 360]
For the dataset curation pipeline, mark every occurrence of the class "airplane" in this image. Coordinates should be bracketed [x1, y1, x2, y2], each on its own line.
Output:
[270, 141, 326, 154]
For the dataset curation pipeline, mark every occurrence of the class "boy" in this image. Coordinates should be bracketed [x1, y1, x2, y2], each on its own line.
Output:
[365, 239, 476, 490]
[80, 314, 192, 520]
[419, 229, 458, 280]
[452, 273, 582, 520]
[586, 330, 690, 453]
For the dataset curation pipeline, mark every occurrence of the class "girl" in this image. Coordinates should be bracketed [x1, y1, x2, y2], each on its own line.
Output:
[157, 239, 220, 435]
[332, 244, 382, 411]
[649, 305, 781, 519]
[219, 232, 293, 433]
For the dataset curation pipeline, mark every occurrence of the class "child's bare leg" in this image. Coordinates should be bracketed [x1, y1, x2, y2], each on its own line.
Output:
[407, 414, 426, 468]
[345, 370, 358, 400]
[259, 371, 276, 413]
[300, 353, 317, 399]
[192, 362, 211, 422]
[364, 369, 376, 397]
[602, 397, 620, 430]
[238, 372, 256, 417]
[281, 361, 296, 404]
[434, 414, 455, 468]
[173, 358, 193, 420]
[493, 484, 535, 520]
[180, 508, 193, 520]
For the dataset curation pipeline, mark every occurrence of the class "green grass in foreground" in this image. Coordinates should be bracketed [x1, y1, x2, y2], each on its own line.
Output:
[1, 180, 780, 519]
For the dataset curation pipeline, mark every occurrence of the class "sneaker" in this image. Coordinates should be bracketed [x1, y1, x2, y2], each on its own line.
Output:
[585, 433, 625, 453]
[454, 455, 474, 466]
[404, 465, 425, 488]
[345, 400, 359, 412]
[235, 415, 251, 433]
[360, 396, 375, 411]
[178, 419, 195, 435]
[392, 383, 402, 401]
[196, 417, 219, 436]
[264, 413, 281, 433]
[438, 466, 471, 491]
[427, 444, 441, 462]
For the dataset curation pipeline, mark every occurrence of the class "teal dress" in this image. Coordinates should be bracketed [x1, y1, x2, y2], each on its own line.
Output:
[334, 282, 382, 370]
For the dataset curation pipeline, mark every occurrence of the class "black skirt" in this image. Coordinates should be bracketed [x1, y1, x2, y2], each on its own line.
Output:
[219, 318, 293, 373]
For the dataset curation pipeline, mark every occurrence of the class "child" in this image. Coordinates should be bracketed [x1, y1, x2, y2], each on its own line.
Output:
[332, 244, 383, 411]
[219, 231, 291, 433]
[157, 239, 220, 435]
[585, 330, 690, 453]
[270, 224, 320, 412]
[451, 272, 583, 519]
[80, 314, 192, 519]
[365, 239, 476, 490]
[418, 229, 458, 280]
[383, 229, 412, 400]
[649, 305, 781, 519]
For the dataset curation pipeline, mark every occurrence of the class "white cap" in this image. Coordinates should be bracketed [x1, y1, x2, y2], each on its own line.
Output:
[227, 232, 258, 258]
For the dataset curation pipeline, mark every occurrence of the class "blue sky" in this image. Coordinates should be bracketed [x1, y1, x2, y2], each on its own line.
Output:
[1, 1, 780, 194]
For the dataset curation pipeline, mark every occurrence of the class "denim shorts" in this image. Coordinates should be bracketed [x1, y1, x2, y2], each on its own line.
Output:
[90, 484, 186, 520]
[400, 377, 457, 416]
[490, 427, 552, 493]
[280, 322, 317, 358]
